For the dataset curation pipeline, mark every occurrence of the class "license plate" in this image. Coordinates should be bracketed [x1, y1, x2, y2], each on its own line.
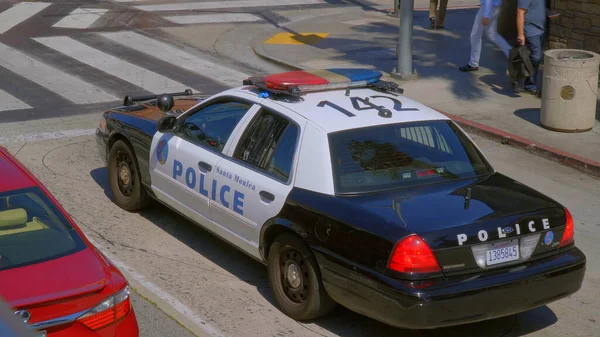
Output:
[36, 331, 47, 337]
[486, 240, 519, 266]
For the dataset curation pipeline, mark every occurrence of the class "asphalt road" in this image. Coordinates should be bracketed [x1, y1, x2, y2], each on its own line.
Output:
[131, 290, 197, 337]
[1, 0, 598, 336]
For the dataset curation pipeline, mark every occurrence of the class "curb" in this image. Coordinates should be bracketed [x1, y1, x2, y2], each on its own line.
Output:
[436, 109, 600, 179]
[250, 32, 301, 71]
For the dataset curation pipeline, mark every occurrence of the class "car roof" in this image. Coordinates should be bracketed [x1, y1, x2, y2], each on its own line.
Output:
[0, 147, 37, 193]
[230, 87, 450, 134]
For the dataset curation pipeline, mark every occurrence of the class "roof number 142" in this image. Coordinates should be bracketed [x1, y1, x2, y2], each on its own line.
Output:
[317, 95, 418, 118]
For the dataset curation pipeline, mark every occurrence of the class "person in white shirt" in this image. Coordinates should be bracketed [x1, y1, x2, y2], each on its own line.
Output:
[459, 0, 512, 72]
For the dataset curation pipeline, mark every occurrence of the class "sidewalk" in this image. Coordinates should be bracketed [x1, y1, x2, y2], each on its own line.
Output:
[250, 5, 600, 177]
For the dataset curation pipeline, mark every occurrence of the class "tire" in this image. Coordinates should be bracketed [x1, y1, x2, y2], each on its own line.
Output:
[267, 232, 336, 320]
[108, 140, 149, 211]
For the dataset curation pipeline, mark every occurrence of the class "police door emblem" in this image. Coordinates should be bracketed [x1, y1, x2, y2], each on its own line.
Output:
[14, 310, 31, 323]
[157, 140, 169, 165]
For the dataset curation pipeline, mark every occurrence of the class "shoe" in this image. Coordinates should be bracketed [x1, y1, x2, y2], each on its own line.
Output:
[436, 25, 445, 29]
[524, 88, 542, 97]
[459, 64, 479, 72]
[430, 18, 436, 29]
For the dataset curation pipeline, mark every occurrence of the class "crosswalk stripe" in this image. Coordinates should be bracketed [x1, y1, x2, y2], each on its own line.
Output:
[100, 31, 249, 88]
[134, 0, 322, 12]
[52, 8, 108, 29]
[0, 89, 32, 112]
[33, 36, 193, 94]
[0, 43, 118, 104]
[0, 2, 51, 34]
[163, 13, 263, 24]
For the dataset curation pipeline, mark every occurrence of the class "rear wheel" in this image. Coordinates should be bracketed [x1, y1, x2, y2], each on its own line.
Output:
[267, 233, 335, 320]
[108, 140, 149, 211]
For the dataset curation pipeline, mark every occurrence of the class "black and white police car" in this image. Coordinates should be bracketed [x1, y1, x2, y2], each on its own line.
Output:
[96, 69, 586, 329]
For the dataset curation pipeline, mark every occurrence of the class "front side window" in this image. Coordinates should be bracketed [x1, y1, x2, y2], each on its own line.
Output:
[180, 101, 251, 151]
[0, 187, 87, 271]
[329, 120, 493, 194]
[233, 109, 299, 182]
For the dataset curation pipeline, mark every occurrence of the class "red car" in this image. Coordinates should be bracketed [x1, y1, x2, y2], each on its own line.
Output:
[0, 146, 139, 337]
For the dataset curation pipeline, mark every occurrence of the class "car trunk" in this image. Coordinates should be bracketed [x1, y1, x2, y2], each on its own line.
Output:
[345, 173, 569, 277]
[0, 248, 113, 325]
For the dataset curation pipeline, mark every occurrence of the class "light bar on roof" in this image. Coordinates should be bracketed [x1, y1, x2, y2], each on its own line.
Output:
[244, 68, 383, 95]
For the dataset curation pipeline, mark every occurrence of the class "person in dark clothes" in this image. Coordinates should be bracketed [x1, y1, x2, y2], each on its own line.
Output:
[517, 0, 546, 96]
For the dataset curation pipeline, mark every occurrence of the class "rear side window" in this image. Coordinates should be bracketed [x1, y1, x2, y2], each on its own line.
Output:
[0, 187, 86, 271]
[328, 120, 493, 194]
[233, 109, 299, 182]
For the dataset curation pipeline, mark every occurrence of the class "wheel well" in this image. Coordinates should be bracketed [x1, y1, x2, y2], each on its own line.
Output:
[108, 133, 131, 152]
[262, 225, 300, 260]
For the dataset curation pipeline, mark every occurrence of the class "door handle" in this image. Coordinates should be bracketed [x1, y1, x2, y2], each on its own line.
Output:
[198, 161, 212, 172]
[259, 190, 275, 202]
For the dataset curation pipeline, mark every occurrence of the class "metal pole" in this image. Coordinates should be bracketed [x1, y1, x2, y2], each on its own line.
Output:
[392, 0, 418, 80]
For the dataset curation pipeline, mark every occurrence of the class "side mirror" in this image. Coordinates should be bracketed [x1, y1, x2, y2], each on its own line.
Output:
[157, 115, 177, 133]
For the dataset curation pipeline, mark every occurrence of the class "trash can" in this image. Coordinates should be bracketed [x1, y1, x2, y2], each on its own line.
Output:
[540, 49, 600, 132]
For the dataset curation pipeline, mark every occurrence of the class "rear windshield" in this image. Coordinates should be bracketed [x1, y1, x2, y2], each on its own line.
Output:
[0, 187, 86, 271]
[328, 120, 493, 194]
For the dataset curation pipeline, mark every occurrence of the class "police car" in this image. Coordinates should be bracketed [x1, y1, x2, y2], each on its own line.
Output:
[95, 69, 586, 329]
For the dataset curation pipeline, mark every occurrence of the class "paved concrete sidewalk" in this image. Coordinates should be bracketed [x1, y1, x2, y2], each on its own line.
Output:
[251, 5, 600, 177]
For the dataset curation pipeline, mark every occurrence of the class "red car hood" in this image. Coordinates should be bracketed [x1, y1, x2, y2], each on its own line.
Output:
[0, 248, 109, 308]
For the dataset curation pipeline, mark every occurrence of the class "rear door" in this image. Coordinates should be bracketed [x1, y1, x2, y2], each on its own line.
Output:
[149, 97, 259, 227]
[210, 105, 306, 246]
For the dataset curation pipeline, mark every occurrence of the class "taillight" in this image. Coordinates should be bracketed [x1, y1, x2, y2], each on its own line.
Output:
[78, 285, 132, 331]
[388, 234, 441, 273]
[559, 208, 574, 247]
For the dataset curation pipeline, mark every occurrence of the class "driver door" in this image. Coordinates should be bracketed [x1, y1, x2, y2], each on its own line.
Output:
[149, 98, 259, 227]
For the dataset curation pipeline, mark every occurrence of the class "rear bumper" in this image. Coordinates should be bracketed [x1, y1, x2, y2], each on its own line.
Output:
[318, 247, 586, 329]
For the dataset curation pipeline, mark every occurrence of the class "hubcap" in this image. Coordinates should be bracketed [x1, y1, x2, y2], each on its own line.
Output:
[119, 164, 130, 185]
[286, 263, 301, 289]
[115, 151, 134, 197]
[279, 248, 310, 304]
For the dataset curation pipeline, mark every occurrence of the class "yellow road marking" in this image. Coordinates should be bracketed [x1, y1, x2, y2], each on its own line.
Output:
[264, 32, 328, 45]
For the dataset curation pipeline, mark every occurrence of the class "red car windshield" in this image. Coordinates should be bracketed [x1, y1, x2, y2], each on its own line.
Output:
[0, 187, 86, 271]
[328, 120, 494, 194]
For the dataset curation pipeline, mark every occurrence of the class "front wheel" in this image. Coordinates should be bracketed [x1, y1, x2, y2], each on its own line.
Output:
[267, 233, 335, 320]
[108, 140, 149, 211]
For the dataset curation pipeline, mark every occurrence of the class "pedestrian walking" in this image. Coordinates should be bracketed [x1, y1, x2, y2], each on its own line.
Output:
[516, 0, 546, 96]
[429, 0, 449, 29]
[459, 0, 512, 72]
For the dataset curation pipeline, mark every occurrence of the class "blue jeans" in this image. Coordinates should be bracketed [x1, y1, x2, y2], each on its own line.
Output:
[525, 33, 544, 91]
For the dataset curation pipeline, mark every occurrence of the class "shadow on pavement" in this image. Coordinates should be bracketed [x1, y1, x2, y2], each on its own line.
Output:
[306, 8, 517, 102]
[89, 167, 269, 289]
[514, 108, 541, 127]
[89, 165, 560, 337]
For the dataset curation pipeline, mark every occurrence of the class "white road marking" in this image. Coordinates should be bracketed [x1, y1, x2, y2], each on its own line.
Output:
[0, 89, 32, 112]
[135, 0, 322, 12]
[100, 31, 249, 88]
[0, 2, 51, 34]
[0, 129, 96, 144]
[52, 8, 108, 29]
[85, 236, 225, 337]
[33, 36, 193, 94]
[0, 43, 118, 104]
[164, 13, 263, 24]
